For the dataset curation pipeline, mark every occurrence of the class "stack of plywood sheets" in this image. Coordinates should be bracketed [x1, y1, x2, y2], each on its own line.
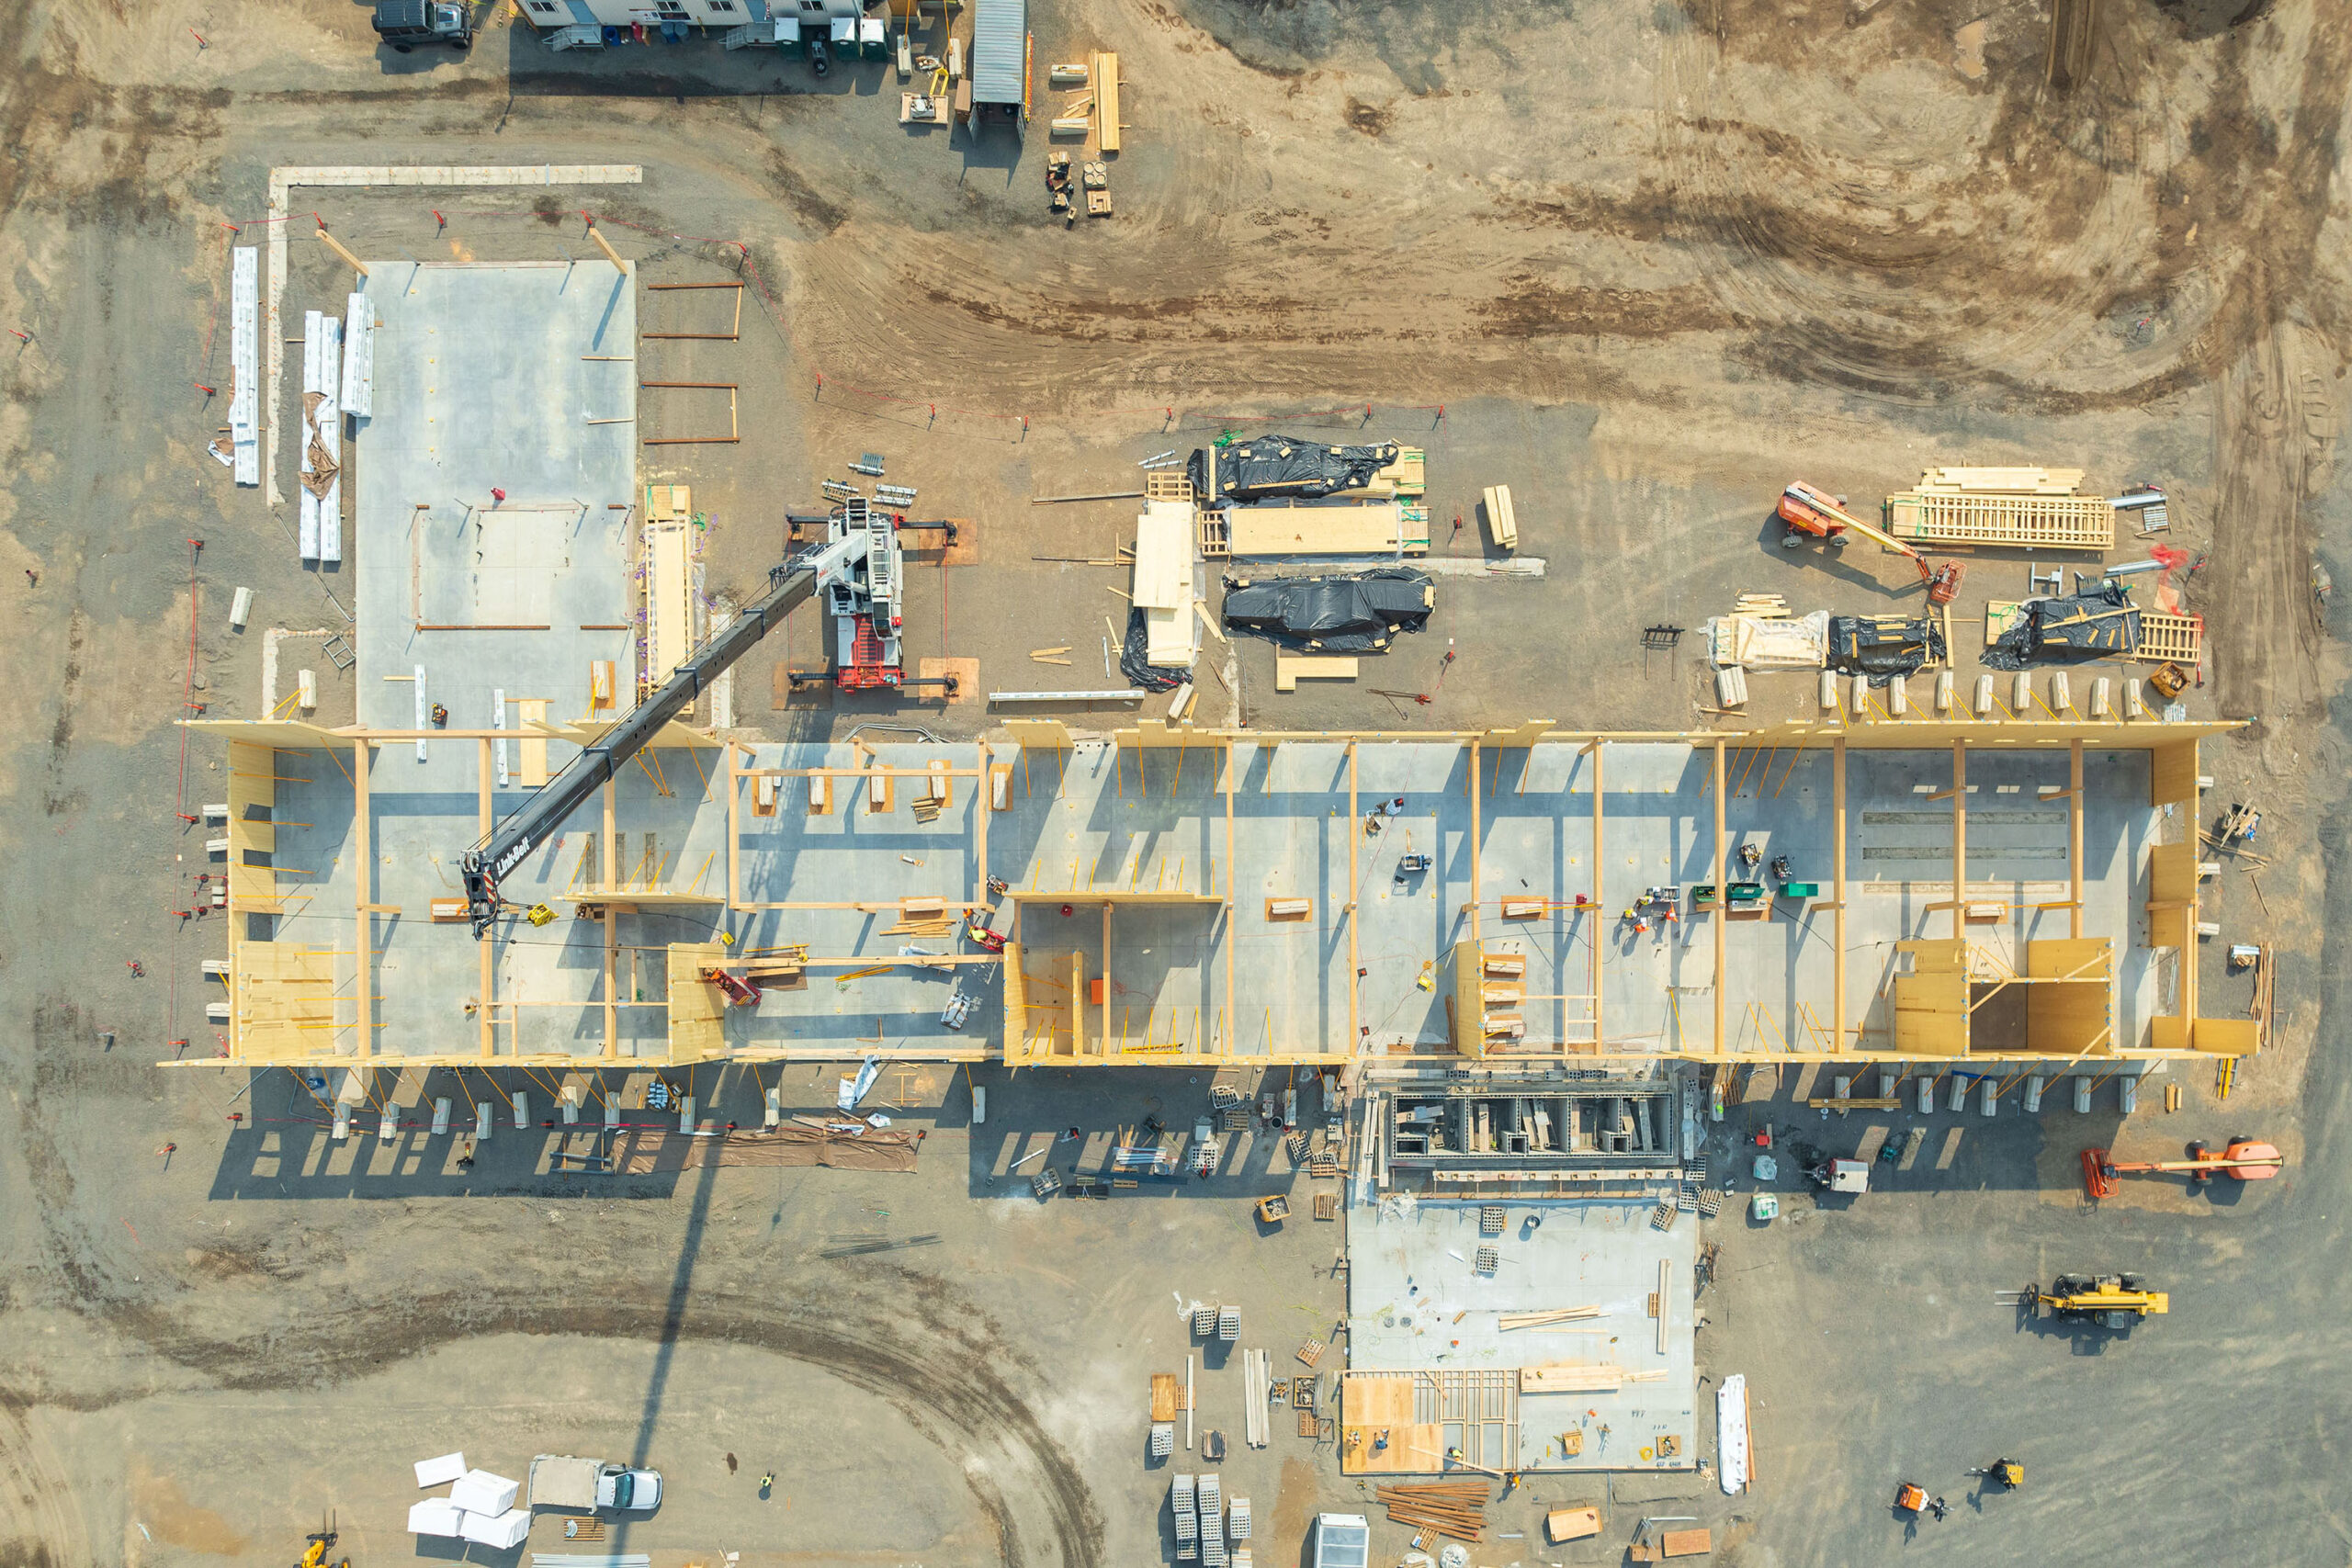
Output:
[645, 516, 697, 694]
[1885, 466, 2112, 550]
[1133, 495, 1198, 668]
[1227, 501, 1425, 557]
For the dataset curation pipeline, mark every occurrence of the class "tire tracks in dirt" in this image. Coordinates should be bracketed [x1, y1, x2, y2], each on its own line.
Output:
[7, 1002, 1101, 1568]
[2207, 317, 2334, 728]
[0, 1395, 93, 1568]
[1650, 0, 2187, 409]
[1645, 0, 2352, 418]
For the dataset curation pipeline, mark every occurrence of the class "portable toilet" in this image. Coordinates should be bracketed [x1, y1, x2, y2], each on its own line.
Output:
[859, 16, 887, 58]
[830, 16, 854, 53]
[775, 17, 803, 51]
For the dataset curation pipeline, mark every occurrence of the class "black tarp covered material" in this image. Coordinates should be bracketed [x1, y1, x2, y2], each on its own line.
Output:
[1120, 607, 1185, 691]
[1220, 568, 1435, 653]
[1981, 583, 2141, 671]
[1826, 614, 1946, 686]
[1188, 435, 1401, 504]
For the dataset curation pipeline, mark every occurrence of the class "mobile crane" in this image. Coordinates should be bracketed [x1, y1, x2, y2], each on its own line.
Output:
[1776, 480, 1964, 605]
[460, 527, 874, 937]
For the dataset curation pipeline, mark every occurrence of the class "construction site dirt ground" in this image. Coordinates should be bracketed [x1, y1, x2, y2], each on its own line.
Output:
[2, 0, 2350, 1563]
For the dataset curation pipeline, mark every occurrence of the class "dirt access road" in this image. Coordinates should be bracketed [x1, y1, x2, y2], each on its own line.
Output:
[0, 0, 2349, 1565]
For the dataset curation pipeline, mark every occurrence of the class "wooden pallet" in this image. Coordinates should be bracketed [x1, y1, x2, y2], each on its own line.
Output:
[2132, 611, 2203, 664]
[1196, 509, 1231, 557]
[1883, 491, 2113, 549]
[1296, 1337, 1327, 1367]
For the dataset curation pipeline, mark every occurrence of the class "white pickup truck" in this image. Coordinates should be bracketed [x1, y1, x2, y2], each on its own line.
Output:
[527, 1455, 663, 1513]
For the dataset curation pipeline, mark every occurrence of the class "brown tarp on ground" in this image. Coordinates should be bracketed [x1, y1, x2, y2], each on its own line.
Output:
[609, 1124, 920, 1175]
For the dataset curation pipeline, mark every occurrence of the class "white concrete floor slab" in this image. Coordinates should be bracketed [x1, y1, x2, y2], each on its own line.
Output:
[1346, 1192, 1700, 1472]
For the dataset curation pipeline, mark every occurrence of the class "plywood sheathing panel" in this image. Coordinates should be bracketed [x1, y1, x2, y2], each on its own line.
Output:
[666, 942, 728, 1063]
[2149, 739, 2200, 807]
[233, 940, 336, 1059]
[2022, 938, 2114, 1055]
[1891, 940, 1971, 1057]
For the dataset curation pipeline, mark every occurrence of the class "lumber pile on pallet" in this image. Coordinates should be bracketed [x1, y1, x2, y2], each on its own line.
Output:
[1374, 1482, 1487, 1542]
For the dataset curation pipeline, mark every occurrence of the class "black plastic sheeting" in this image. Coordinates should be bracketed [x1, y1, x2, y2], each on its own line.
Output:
[1220, 568, 1435, 653]
[1120, 608, 1185, 692]
[1188, 435, 1401, 505]
[1826, 614, 1946, 686]
[1981, 583, 2141, 671]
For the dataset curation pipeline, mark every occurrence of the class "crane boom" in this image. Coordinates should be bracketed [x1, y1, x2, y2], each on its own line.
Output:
[460, 533, 864, 937]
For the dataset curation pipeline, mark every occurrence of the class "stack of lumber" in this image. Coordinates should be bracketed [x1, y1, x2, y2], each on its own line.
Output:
[1518, 1362, 1670, 1393]
[885, 915, 958, 935]
[1333, 447, 1427, 500]
[1241, 1349, 1272, 1447]
[1374, 1482, 1487, 1542]
[1498, 1306, 1600, 1329]
[1914, 466, 2085, 494]
[1730, 593, 1788, 616]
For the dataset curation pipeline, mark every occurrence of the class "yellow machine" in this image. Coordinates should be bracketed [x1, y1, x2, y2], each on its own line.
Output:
[2027, 1274, 2168, 1327]
[1968, 1458, 2024, 1490]
[296, 1519, 347, 1568]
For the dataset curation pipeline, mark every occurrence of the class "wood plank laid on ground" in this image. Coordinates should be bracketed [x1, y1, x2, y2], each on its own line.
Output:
[1274, 655, 1359, 693]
